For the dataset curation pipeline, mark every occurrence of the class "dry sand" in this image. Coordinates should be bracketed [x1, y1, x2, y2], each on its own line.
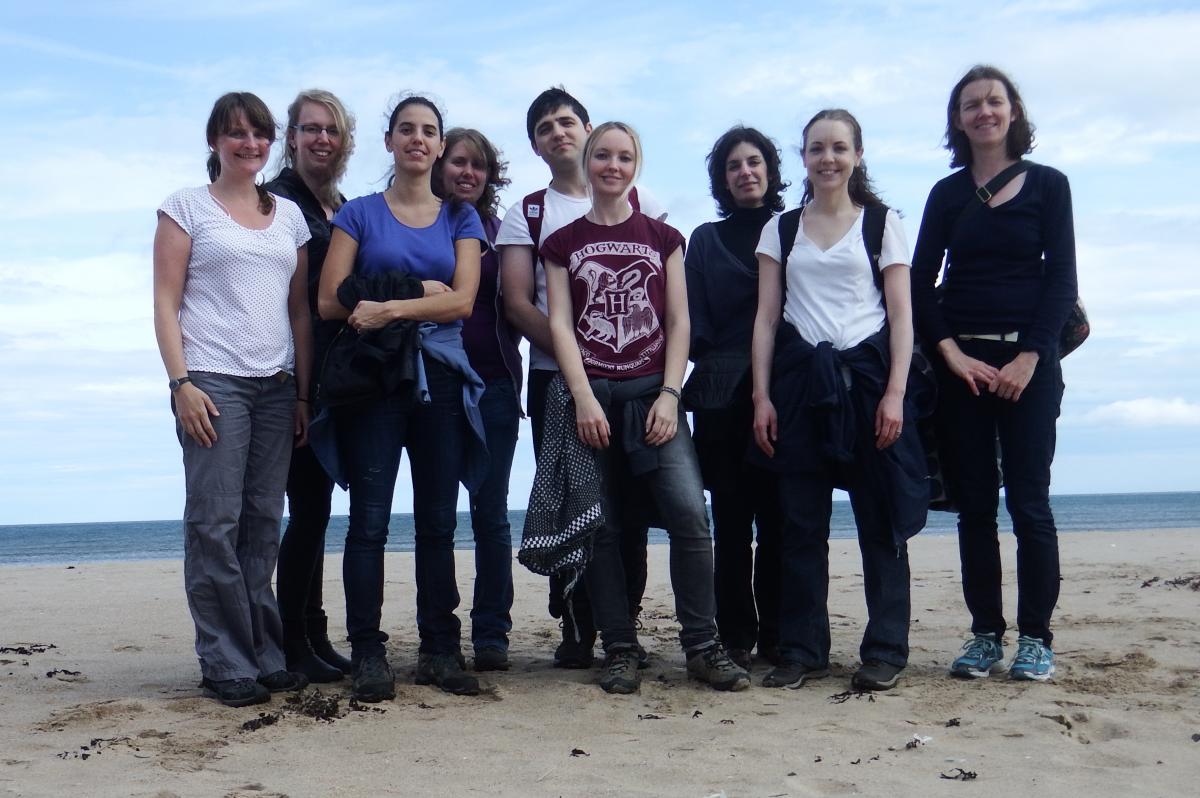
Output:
[1, 529, 1198, 797]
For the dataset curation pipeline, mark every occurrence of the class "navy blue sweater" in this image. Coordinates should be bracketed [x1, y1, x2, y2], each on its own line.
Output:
[911, 163, 1077, 361]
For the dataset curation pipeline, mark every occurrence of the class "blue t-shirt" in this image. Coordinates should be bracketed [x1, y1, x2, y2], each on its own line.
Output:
[332, 193, 485, 284]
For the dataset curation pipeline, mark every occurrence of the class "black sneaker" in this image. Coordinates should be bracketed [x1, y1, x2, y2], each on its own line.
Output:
[285, 650, 343, 683]
[686, 644, 751, 692]
[762, 661, 830, 689]
[416, 652, 480, 696]
[553, 636, 596, 669]
[257, 670, 309, 693]
[201, 676, 270, 708]
[473, 647, 510, 672]
[757, 643, 783, 667]
[598, 648, 641, 694]
[352, 654, 396, 703]
[851, 660, 903, 691]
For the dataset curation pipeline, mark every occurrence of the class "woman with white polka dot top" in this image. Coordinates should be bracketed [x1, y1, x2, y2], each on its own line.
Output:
[153, 92, 313, 708]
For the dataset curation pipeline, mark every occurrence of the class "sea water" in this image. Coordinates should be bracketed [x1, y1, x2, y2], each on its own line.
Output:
[1, 492, 1196, 566]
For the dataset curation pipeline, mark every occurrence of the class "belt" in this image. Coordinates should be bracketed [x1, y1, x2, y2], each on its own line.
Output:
[958, 332, 1020, 343]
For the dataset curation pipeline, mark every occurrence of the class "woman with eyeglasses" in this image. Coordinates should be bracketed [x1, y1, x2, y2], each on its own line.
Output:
[153, 92, 312, 707]
[265, 89, 356, 683]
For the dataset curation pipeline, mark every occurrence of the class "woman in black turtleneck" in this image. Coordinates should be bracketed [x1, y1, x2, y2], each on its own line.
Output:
[683, 126, 789, 672]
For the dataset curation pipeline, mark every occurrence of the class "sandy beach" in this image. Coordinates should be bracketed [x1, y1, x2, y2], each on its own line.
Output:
[1, 529, 1197, 797]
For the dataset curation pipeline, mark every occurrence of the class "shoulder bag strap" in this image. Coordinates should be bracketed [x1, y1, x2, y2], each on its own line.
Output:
[523, 188, 549, 250]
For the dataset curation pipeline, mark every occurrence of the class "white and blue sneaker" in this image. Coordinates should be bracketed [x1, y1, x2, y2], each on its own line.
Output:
[1009, 636, 1056, 682]
[949, 633, 1006, 678]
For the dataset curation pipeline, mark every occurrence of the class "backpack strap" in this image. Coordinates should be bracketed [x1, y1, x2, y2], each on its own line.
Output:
[863, 203, 888, 291]
[950, 160, 1032, 245]
[629, 185, 641, 212]
[522, 188, 549, 249]
[775, 207, 803, 295]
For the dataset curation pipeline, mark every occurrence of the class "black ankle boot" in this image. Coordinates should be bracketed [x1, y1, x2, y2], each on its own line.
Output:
[284, 640, 343, 683]
[308, 618, 352, 675]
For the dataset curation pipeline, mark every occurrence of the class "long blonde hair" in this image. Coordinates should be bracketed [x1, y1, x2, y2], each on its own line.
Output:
[582, 121, 643, 197]
[278, 88, 356, 210]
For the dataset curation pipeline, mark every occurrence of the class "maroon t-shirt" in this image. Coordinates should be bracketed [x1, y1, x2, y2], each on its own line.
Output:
[541, 212, 685, 379]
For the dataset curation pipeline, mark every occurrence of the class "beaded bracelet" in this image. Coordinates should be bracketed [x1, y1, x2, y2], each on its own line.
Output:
[660, 386, 682, 400]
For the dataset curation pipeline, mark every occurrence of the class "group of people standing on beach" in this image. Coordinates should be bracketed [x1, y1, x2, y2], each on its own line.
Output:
[152, 64, 1077, 708]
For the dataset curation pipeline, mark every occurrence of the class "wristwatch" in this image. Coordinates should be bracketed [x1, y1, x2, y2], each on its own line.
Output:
[168, 376, 193, 393]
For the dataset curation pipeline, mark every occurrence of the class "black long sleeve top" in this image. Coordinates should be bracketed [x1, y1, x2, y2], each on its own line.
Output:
[910, 163, 1077, 361]
[684, 205, 775, 358]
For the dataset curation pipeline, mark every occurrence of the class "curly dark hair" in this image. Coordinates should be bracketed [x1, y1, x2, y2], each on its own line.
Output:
[944, 65, 1036, 168]
[798, 109, 885, 209]
[705, 125, 788, 217]
[432, 128, 511, 220]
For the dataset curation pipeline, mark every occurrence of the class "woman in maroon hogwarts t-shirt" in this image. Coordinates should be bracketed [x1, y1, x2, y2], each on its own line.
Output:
[540, 122, 750, 696]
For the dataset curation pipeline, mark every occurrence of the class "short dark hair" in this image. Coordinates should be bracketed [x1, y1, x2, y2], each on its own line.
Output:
[525, 86, 589, 143]
[799, 108, 885, 209]
[705, 125, 788, 217]
[433, 128, 511, 220]
[944, 65, 1036, 168]
[205, 92, 276, 214]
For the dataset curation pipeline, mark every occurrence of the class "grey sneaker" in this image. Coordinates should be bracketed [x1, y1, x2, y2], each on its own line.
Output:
[351, 654, 396, 703]
[201, 677, 270, 708]
[598, 648, 641, 694]
[415, 652, 480, 696]
[851, 660, 903, 691]
[762, 661, 830, 689]
[687, 644, 751, 692]
[949, 633, 1006, 678]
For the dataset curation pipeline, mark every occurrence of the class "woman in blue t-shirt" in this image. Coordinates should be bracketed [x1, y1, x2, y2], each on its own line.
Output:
[317, 95, 486, 701]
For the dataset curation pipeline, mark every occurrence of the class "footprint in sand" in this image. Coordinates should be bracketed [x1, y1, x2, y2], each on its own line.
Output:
[34, 699, 146, 732]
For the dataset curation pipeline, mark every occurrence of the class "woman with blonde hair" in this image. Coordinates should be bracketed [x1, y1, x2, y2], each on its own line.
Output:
[539, 121, 748, 695]
[267, 89, 357, 683]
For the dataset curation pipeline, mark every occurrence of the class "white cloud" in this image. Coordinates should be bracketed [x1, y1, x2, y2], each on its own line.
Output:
[1078, 397, 1200, 427]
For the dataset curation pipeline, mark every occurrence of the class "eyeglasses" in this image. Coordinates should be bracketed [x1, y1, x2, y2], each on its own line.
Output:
[291, 124, 341, 138]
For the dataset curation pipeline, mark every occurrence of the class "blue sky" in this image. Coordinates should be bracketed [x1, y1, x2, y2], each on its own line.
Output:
[2, 1, 1198, 524]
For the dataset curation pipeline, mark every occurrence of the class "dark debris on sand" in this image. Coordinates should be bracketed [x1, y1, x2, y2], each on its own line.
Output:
[940, 767, 978, 780]
[0, 643, 57, 656]
[829, 690, 875, 704]
[57, 736, 134, 761]
[241, 713, 280, 732]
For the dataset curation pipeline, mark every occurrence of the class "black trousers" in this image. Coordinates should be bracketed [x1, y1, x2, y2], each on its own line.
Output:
[528, 369, 648, 636]
[277, 441, 336, 648]
[937, 339, 1063, 646]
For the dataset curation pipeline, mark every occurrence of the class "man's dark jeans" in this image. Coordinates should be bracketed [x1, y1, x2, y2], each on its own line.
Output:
[938, 339, 1063, 646]
[337, 359, 466, 661]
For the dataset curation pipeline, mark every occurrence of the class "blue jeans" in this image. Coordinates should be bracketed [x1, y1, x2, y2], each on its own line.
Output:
[937, 339, 1063, 645]
[586, 409, 718, 653]
[468, 378, 519, 652]
[777, 470, 911, 669]
[176, 371, 295, 680]
[337, 359, 466, 660]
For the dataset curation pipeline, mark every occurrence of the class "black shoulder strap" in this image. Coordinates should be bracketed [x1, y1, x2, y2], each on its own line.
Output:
[523, 188, 548, 250]
[776, 207, 803, 295]
[864, 204, 888, 291]
[951, 160, 1032, 244]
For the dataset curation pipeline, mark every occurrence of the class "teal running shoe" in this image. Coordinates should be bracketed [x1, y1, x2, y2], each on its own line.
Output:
[1009, 636, 1056, 682]
[949, 633, 1006, 678]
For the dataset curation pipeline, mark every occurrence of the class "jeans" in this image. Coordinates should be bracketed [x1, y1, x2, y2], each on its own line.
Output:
[777, 469, 911, 669]
[938, 339, 1063, 646]
[337, 359, 466, 660]
[176, 371, 294, 680]
[468, 378, 519, 652]
[277, 441, 335, 652]
[693, 396, 783, 654]
[528, 369, 649, 638]
[586, 407, 718, 653]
